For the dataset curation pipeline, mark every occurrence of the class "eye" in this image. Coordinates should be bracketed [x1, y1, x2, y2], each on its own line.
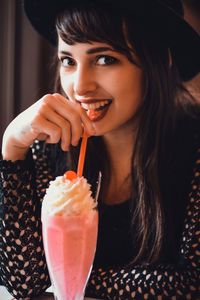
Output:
[96, 55, 118, 66]
[59, 57, 76, 67]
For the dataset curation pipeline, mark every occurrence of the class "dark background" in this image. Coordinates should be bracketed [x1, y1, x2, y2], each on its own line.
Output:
[0, 0, 199, 145]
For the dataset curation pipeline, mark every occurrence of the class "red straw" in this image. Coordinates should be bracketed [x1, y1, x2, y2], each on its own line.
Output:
[65, 110, 93, 180]
[77, 129, 88, 177]
[77, 110, 94, 177]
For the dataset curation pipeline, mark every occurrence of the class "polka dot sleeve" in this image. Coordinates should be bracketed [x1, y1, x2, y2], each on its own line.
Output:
[0, 141, 53, 299]
[86, 149, 200, 300]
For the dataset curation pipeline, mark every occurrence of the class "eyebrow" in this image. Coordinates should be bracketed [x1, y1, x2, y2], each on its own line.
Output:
[58, 47, 116, 56]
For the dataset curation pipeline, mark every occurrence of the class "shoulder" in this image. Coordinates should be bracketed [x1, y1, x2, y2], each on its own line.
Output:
[162, 107, 200, 215]
[172, 108, 200, 181]
[173, 108, 200, 159]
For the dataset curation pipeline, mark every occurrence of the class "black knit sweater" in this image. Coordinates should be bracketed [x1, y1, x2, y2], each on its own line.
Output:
[0, 116, 199, 300]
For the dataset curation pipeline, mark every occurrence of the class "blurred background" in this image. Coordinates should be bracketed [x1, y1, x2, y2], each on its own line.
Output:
[0, 0, 200, 146]
[0, 0, 56, 146]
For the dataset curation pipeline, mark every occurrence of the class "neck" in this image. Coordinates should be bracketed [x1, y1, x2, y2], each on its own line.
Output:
[103, 126, 137, 175]
[101, 126, 137, 204]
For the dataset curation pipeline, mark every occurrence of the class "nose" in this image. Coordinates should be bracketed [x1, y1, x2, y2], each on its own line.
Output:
[73, 65, 97, 96]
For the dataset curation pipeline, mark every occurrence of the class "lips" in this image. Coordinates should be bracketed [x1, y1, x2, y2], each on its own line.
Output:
[77, 99, 112, 122]
[88, 105, 110, 121]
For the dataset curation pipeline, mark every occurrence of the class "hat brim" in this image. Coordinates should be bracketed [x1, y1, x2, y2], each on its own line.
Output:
[23, 0, 200, 81]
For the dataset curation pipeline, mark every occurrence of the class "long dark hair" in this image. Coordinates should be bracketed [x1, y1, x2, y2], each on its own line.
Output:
[52, 1, 196, 264]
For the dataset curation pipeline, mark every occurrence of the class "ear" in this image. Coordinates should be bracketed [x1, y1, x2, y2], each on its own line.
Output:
[168, 48, 173, 67]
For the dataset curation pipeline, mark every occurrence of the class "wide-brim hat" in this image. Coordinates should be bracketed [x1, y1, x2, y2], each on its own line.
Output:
[23, 0, 200, 81]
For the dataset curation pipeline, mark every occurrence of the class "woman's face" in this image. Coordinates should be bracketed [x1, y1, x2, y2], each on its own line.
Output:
[58, 35, 143, 136]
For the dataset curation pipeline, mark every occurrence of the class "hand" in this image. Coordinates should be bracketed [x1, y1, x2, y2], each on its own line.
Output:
[2, 93, 95, 161]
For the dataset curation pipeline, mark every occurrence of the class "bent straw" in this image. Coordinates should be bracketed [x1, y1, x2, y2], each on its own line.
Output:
[77, 129, 88, 177]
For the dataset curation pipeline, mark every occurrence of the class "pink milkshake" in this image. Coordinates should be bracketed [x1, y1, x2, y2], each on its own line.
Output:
[41, 175, 98, 300]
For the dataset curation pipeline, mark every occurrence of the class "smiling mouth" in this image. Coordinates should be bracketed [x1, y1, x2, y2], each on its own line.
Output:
[79, 99, 112, 122]
[80, 99, 112, 111]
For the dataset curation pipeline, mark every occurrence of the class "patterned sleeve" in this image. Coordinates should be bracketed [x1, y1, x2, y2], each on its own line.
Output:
[0, 141, 54, 299]
[0, 144, 199, 300]
[86, 149, 200, 300]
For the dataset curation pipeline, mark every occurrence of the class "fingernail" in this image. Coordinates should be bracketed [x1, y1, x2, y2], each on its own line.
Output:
[61, 143, 69, 152]
[72, 139, 79, 146]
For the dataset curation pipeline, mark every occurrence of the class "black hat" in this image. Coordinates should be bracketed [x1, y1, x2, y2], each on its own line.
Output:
[23, 0, 200, 81]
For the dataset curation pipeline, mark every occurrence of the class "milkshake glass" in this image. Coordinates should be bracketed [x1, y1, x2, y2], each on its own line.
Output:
[41, 175, 99, 300]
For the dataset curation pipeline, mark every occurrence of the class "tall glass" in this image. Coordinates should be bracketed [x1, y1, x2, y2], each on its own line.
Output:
[42, 172, 101, 300]
[42, 208, 98, 300]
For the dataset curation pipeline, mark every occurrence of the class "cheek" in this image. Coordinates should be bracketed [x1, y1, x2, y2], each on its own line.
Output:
[106, 67, 143, 96]
[116, 72, 143, 103]
[59, 70, 65, 90]
[60, 72, 72, 96]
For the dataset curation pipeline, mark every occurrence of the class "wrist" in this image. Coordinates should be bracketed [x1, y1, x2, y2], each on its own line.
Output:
[2, 139, 29, 161]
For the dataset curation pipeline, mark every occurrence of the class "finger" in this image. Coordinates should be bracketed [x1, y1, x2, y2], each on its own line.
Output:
[31, 115, 62, 144]
[40, 103, 83, 149]
[39, 95, 78, 146]
[37, 133, 49, 141]
[67, 101, 96, 136]
[41, 94, 95, 142]
[52, 93, 68, 103]
[50, 94, 96, 135]
[44, 94, 90, 144]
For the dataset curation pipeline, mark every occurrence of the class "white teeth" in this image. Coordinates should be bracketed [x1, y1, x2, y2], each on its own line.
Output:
[81, 100, 109, 110]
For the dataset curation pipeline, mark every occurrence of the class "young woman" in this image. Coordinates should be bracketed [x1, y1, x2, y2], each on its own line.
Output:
[0, 0, 200, 299]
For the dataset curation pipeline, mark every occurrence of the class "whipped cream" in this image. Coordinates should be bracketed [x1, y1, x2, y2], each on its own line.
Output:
[42, 176, 97, 216]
